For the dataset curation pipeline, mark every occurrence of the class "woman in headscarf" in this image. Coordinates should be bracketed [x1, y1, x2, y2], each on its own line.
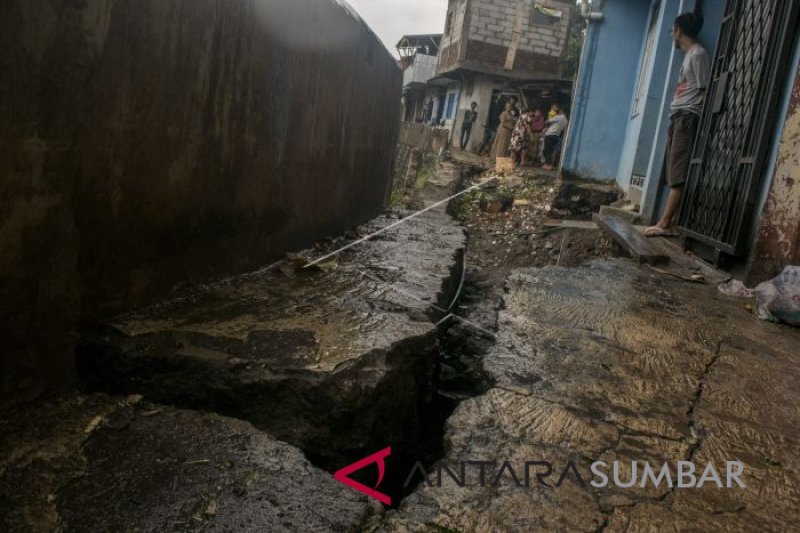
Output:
[490, 100, 516, 160]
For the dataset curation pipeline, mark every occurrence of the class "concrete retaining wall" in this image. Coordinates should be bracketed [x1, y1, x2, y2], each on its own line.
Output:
[392, 123, 451, 204]
[0, 0, 401, 408]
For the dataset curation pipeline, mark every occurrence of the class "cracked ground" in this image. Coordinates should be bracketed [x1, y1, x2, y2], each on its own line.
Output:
[2, 158, 799, 532]
[381, 258, 800, 532]
[377, 157, 800, 532]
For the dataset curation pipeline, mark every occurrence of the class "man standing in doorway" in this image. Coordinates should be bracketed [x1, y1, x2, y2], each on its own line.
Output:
[542, 108, 568, 170]
[461, 102, 478, 151]
[644, 11, 710, 236]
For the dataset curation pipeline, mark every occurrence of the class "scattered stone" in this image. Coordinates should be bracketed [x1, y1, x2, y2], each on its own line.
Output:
[204, 500, 218, 517]
[83, 416, 103, 435]
[480, 193, 514, 214]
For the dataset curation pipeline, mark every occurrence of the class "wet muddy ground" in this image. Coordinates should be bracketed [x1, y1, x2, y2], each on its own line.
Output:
[2, 155, 799, 532]
[382, 259, 800, 531]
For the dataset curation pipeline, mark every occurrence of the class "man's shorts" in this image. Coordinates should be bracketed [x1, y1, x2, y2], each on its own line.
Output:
[667, 111, 700, 188]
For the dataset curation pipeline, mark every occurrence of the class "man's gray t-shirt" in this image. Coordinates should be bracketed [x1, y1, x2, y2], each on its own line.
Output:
[671, 44, 711, 116]
[545, 114, 568, 136]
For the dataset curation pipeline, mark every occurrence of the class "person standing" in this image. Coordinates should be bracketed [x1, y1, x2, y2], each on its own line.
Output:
[530, 109, 546, 166]
[509, 108, 533, 166]
[644, 12, 710, 236]
[490, 100, 516, 160]
[542, 109, 569, 170]
[460, 102, 479, 150]
[548, 102, 562, 120]
[423, 99, 433, 124]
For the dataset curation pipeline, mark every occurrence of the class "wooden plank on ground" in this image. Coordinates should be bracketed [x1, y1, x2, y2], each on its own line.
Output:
[543, 218, 650, 231]
[542, 219, 599, 230]
[595, 213, 670, 265]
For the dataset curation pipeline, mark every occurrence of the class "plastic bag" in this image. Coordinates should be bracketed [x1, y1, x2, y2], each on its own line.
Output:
[718, 279, 754, 299]
[753, 266, 800, 326]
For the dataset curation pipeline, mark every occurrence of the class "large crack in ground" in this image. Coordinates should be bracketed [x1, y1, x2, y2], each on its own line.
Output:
[72, 158, 498, 512]
[12, 155, 797, 531]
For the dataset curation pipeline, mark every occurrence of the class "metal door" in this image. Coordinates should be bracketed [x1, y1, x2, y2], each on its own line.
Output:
[678, 0, 800, 257]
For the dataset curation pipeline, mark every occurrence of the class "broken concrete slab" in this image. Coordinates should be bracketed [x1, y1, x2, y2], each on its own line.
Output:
[381, 260, 800, 531]
[596, 213, 670, 265]
[0, 395, 374, 532]
[77, 209, 465, 469]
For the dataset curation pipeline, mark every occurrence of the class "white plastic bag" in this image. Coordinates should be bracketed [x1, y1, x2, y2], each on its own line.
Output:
[754, 266, 800, 326]
[718, 279, 754, 299]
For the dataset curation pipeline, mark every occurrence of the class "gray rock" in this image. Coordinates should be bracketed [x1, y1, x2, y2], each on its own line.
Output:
[0, 395, 373, 532]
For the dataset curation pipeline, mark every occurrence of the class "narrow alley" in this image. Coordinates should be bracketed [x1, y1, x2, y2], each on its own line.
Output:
[3, 0, 800, 532]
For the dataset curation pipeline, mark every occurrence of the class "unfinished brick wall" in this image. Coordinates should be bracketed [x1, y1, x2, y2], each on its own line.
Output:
[469, 0, 571, 56]
[439, 0, 470, 71]
[438, 0, 572, 78]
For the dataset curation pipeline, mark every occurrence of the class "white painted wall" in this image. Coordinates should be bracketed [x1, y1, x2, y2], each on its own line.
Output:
[450, 76, 504, 151]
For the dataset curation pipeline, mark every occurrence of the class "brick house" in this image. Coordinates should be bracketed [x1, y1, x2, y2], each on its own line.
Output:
[431, 0, 575, 151]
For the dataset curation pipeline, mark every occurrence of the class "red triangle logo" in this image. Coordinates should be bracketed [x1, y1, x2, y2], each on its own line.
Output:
[334, 447, 392, 506]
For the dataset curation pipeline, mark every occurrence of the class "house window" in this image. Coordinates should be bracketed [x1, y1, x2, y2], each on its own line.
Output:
[632, 1, 662, 116]
[531, 4, 562, 26]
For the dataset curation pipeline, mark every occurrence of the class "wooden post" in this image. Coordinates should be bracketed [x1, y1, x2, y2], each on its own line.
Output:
[504, 0, 526, 71]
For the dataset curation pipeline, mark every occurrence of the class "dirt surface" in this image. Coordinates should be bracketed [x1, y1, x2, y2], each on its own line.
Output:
[432, 156, 620, 407]
[451, 162, 617, 285]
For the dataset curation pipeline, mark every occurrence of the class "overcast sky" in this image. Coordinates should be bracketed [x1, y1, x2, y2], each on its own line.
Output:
[345, 0, 449, 57]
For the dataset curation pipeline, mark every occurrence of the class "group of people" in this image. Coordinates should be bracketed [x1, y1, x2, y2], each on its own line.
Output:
[486, 97, 568, 170]
[455, 10, 708, 239]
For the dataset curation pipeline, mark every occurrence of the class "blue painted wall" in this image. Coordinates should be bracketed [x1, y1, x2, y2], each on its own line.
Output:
[562, 0, 650, 180]
[616, 0, 681, 191]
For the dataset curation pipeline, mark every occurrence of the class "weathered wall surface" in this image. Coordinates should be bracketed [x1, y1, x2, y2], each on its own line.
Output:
[439, 0, 572, 77]
[392, 123, 450, 204]
[0, 0, 401, 408]
[468, 0, 571, 69]
[438, 0, 469, 71]
[748, 61, 800, 285]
